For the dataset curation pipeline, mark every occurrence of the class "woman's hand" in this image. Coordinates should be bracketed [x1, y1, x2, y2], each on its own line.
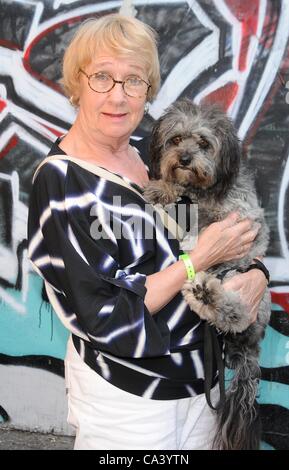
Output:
[222, 269, 268, 323]
[190, 212, 260, 272]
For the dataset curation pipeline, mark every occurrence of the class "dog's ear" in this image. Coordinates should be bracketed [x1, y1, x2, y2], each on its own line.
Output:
[149, 117, 164, 179]
[202, 104, 242, 197]
[216, 121, 242, 197]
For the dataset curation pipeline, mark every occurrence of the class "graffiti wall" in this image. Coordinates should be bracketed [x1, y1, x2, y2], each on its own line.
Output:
[0, 0, 288, 447]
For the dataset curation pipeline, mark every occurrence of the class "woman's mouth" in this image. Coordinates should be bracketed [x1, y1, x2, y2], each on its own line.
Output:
[102, 112, 127, 119]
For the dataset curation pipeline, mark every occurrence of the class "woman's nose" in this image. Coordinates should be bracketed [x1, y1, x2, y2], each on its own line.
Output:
[108, 82, 127, 101]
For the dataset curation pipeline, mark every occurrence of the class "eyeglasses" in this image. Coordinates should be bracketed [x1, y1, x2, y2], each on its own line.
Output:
[79, 69, 151, 98]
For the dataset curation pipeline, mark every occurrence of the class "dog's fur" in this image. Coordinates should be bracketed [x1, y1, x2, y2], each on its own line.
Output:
[143, 98, 271, 450]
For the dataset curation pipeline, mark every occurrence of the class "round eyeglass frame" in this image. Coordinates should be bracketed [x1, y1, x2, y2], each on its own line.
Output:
[79, 69, 151, 98]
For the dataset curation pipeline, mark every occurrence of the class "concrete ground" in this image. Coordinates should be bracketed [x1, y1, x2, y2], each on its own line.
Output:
[0, 427, 74, 450]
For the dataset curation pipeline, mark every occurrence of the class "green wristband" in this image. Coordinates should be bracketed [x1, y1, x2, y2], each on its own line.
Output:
[179, 253, 196, 280]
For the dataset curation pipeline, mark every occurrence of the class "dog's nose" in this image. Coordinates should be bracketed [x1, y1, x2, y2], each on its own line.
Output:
[180, 154, 191, 166]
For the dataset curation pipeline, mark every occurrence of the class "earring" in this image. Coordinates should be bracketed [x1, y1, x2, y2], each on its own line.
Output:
[144, 102, 149, 115]
[69, 96, 75, 106]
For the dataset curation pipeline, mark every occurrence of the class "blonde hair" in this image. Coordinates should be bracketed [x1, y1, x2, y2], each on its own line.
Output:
[62, 14, 160, 105]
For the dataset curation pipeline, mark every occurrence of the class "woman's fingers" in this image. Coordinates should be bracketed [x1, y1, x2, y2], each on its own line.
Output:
[219, 212, 240, 229]
[231, 218, 254, 234]
[235, 242, 253, 258]
[194, 214, 261, 268]
[220, 215, 255, 241]
[227, 219, 260, 256]
[240, 225, 260, 244]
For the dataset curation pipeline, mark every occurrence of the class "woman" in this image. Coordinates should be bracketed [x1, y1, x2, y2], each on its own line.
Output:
[28, 14, 268, 450]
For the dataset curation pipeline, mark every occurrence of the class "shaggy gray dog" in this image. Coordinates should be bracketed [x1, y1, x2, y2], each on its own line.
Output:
[143, 98, 271, 450]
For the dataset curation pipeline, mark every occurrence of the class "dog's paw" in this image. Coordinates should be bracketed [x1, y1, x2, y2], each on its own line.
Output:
[181, 272, 222, 323]
[143, 180, 179, 206]
[215, 297, 252, 334]
[192, 272, 221, 304]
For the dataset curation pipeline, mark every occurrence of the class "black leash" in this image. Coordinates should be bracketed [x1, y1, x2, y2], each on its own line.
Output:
[204, 322, 225, 410]
[203, 265, 241, 410]
[204, 260, 269, 410]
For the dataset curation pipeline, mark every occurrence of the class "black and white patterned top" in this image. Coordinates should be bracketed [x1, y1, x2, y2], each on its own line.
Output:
[27, 139, 219, 400]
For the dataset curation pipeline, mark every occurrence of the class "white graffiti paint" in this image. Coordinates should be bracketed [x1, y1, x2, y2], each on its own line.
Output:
[0, 0, 288, 439]
[229, 0, 267, 119]
[149, 0, 220, 119]
[278, 152, 289, 274]
[270, 286, 289, 294]
[0, 169, 28, 313]
[0, 0, 287, 313]
[0, 364, 74, 435]
[266, 257, 289, 282]
[53, 0, 80, 10]
[238, 0, 289, 139]
[0, 122, 45, 313]
[0, 47, 76, 125]
[0, 285, 26, 314]
[193, 0, 267, 118]
[119, 0, 137, 17]
[0, 88, 67, 142]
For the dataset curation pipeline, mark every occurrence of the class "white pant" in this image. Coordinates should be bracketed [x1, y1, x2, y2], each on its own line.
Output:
[65, 336, 219, 450]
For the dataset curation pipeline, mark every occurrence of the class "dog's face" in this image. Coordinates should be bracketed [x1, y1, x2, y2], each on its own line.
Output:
[150, 99, 241, 197]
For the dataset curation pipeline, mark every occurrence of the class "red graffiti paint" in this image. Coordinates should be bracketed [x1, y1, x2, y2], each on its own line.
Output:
[225, 0, 259, 71]
[0, 39, 21, 51]
[271, 292, 289, 315]
[0, 135, 18, 160]
[0, 99, 7, 113]
[259, 12, 278, 50]
[201, 82, 239, 111]
[22, 13, 104, 94]
[42, 124, 63, 138]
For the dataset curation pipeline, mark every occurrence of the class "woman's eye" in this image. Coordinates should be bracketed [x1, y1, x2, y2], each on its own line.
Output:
[94, 73, 110, 82]
[171, 136, 183, 146]
[126, 76, 142, 86]
[198, 137, 209, 149]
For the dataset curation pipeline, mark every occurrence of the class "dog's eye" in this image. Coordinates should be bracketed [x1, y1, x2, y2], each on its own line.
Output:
[198, 137, 209, 149]
[171, 136, 183, 146]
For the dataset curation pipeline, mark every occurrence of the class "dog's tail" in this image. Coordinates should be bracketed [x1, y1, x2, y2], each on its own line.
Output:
[213, 342, 261, 450]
